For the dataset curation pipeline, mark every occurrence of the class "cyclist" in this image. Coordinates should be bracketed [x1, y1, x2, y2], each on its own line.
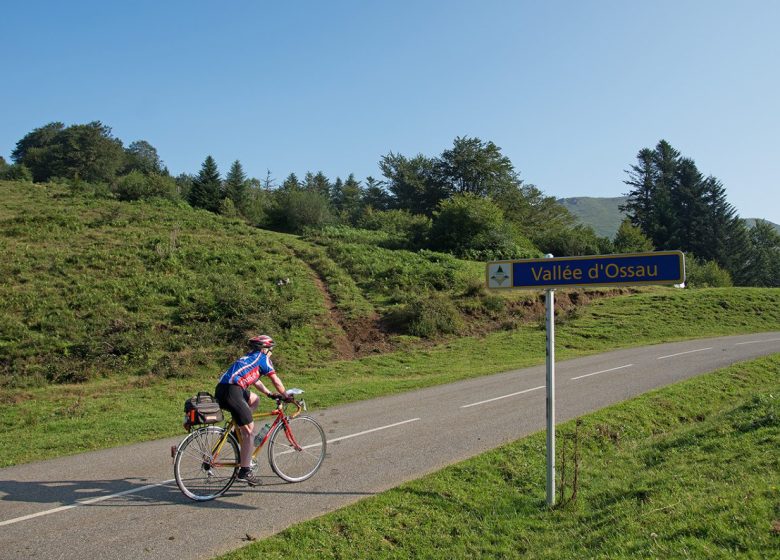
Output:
[215, 334, 289, 486]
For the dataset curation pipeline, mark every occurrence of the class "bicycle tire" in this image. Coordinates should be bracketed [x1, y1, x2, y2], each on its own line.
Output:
[268, 415, 326, 482]
[174, 426, 239, 501]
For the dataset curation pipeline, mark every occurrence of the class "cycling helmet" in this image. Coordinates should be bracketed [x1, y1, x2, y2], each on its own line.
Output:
[249, 334, 275, 350]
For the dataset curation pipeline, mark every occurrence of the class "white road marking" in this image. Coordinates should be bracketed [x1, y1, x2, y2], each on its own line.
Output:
[0, 480, 175, 527]
[1, 418, 422, 527]
[571, 364, 633, 380]
[327, 418, 420, 444]
[657, 347, 712, 360]
[735, 338, 780, 345]
[460, 386, 545, 409]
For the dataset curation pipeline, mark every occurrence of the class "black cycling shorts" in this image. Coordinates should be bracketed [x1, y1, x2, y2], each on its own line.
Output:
[215, 383, 253, 426]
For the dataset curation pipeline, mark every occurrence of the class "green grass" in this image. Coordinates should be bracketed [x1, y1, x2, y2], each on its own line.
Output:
[0, 285, 778, 467]
[217, 354, 780, 560]
[0, 181, 334, 384]
[276, 235, 375, 320]
[318, 238, 483, 306]
[1, 180, 778, 469]
[0, 180, 496, 384]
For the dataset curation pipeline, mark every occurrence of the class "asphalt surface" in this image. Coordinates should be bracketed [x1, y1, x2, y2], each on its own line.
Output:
[1, 332, 778, 559]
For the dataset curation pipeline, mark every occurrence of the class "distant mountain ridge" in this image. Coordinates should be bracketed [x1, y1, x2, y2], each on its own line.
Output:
[744, 218, 780, 233]
[558, 196, 780, 239]
[557, 196, 629, 238]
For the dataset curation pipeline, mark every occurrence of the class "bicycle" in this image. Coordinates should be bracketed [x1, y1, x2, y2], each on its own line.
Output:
[172, 388, 326, 501]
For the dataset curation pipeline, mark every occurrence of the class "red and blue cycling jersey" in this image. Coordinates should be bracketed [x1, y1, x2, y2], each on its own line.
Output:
[217, 351, 276, 389]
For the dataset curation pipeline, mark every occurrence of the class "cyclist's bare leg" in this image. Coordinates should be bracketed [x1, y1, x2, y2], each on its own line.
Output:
[247, 391, 260, 412]
[239, 392, 261, 468]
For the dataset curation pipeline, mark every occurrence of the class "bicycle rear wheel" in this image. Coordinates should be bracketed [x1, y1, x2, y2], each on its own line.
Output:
[268, 415, 326, 482]
[174, 426, 239, 501]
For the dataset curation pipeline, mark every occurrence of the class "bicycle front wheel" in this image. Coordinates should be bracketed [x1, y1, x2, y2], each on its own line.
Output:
[268, 415, 326, 482]
[174, 426, 239, 501]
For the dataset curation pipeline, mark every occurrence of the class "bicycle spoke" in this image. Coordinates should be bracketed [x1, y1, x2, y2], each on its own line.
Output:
[268, 416, 326, 482]
[174, 427, 239, 501]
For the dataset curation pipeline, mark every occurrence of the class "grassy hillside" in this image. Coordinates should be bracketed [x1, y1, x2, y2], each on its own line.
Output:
[0, 181, 495, 387]
[0, 181, 334, 385]
[0, 180, 778, 467]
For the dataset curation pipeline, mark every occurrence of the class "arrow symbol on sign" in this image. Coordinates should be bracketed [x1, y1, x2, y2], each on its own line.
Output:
[491, 265, 509, 286]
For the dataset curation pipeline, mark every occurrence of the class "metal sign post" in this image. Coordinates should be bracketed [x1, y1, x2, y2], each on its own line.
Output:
[544, 254, 555, 505]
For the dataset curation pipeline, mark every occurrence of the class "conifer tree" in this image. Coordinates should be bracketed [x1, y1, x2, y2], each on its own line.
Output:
[224, 160, 248, 210]
[362, 176, 391, 211]
[281, 173, 301, 191]
[330, 177, 344, 210]
[337, 174, 363, 224]
[189, 155, 222, 212]
[622, 140, 752, 284]
[303, 171, 331, 198]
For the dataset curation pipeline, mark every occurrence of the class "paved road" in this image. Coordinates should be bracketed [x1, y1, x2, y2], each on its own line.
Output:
[1, 333, 778, 559]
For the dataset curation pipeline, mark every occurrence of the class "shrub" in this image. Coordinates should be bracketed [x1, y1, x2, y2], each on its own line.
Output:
[270, 189, 334, 233]
[307, 225, 394, 246]
[357, 208, 431, 249]
[0, 163, 33, 182]
[386, 293, 464, 338]
[115, 171, 178, 201]
[429, 193, 538, 259]
[613, 219, 654, 253]
[219, 197, 239, 217]
[685, 255, 733, 287]
[535, 224, 608, 257]
[66, 179, 113, 199]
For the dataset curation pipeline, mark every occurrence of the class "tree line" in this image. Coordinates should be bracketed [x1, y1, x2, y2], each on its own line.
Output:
[622, 140, 779, 286]
[2, 121, 778, 286]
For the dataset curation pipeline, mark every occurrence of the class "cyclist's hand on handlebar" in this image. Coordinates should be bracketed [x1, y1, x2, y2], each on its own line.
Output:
[268, 392, 281, 400]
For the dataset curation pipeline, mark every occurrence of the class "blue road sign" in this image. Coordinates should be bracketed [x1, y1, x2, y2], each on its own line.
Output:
[486, 251, 685, 289]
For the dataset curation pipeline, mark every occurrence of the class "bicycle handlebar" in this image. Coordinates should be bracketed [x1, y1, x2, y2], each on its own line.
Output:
[273, 395, 304, 417]
[267, 388, 306, 416]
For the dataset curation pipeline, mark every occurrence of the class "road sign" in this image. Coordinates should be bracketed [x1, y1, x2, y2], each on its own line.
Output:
[487, 250, 685, 506]
[486, 251, 685, 289]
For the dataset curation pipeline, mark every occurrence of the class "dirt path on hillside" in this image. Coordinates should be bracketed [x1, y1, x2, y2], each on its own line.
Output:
[307, 271, 357, 359]
[299, 261, 392, 360]
[291, 243, 638, 360]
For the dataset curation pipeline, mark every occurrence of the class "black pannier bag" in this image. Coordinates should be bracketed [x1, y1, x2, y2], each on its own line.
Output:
[184, 392, 223, 427]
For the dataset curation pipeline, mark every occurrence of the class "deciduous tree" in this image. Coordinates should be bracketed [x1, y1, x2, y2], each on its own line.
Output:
[613, 219, 653, 253]
[379, 152, 443, 216]
[429, 193, 537, 260]
[124, 140, 163, 175]
[743, 220, 780, 287]
[435, 136, 518, 198]
[12, 121, 124, 183]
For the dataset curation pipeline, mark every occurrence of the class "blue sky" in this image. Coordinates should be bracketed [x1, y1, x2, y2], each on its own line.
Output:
[2, 1, 778, 223]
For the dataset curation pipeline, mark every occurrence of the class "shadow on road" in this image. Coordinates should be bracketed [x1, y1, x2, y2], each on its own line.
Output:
[0, 477, 254, 511]
[0, 476, 377, 515]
